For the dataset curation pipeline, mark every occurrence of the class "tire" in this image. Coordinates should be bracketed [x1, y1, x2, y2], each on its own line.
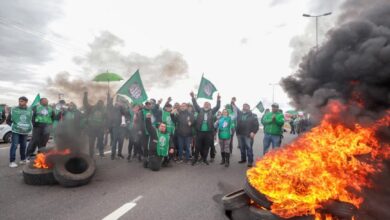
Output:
[4, 131, 12, 143]
[248, 206, 282, 220]
[322, 200, 357, 218]
[244, 179, 273, 210]
[53, 153, 96, 187]
[23, 164, 58, 186]
[222, 189, 250, 211]
[149, 156, 162, 171]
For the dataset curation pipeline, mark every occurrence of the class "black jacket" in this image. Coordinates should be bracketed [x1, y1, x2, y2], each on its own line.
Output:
[172, 110, 195, 137]
[192, 97, 220, 132]
[235, 108, 259, 137]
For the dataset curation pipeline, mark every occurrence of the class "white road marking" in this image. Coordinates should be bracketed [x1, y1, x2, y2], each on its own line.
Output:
[102, 196, 143, 220]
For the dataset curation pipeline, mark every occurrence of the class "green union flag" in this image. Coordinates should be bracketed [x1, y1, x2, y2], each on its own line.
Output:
[197, 75, 217, 100]
[117, 70, 148, 104]
[256, 101, 265, 113]
[29, 94, 40, 109]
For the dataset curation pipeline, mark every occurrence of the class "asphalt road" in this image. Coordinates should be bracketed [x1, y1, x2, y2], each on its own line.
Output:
[0, 132, 298, 220]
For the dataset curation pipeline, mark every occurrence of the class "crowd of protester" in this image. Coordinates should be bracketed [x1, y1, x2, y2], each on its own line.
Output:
[2, 93, 310, 170]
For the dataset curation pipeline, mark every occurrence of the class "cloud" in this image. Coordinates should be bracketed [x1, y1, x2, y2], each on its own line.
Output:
[0, 0, 63, 103]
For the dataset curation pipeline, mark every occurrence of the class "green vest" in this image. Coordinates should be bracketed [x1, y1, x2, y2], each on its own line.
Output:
[35, 105, 53, 124]
[11, 107, 33, 134]
[162, 110, 174, 134]
[156, 131, 170, 157]
[89, 108, 105, 127]
[218, 116, 232, 140]
[0, 106, 4, 121]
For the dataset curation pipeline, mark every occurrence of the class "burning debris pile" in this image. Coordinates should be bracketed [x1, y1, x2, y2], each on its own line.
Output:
[223, 1, 390, 220]
[23, 121, 96, 187]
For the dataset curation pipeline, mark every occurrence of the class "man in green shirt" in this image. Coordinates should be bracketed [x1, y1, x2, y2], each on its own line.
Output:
[26, 97, 55, 159]
[0, 104, 6, 124]
[190, 91, 221, 165]
[6, 97, 32, 167]
[261, 103, 285, 155]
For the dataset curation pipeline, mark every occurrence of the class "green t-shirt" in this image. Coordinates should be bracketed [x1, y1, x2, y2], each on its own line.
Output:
[157, 131, 170, 157]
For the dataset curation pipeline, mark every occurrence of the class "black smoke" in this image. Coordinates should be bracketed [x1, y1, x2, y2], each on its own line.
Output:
[281, 1, 390, 219]
[282, 1, 390, 124]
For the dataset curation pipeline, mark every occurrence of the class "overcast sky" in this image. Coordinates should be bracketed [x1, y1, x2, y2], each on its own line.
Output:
[0, 0, 342, 111]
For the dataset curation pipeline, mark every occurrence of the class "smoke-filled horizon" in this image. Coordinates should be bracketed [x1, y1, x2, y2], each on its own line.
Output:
[282, 0, 390, 124]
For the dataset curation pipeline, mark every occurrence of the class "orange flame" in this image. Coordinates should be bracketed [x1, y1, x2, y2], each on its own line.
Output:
[247, 102, 389, 218]
[33, 149, 71, 169]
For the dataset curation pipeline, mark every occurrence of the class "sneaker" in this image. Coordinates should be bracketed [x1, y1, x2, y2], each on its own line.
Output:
[238, 160, 247, 164]
[26, 158, 30, 163]
[118, 155, 125, 159]
[203, 160, 209, 165]
[177, 160, 183, 164]
[19, 160, 27, 165]
[9, 162, 18, 168]
[247, 163, 253, 168]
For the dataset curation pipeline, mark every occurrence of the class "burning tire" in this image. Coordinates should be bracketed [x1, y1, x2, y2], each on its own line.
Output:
[149, 156, 162, 171]
[322, 200, 357, 219]
[222, 189, 250, 211]
[244, 179, 272, 210]
[22, 164, 58, 186]
[53, 153, 96, 187]
[249, 207, 315, 220]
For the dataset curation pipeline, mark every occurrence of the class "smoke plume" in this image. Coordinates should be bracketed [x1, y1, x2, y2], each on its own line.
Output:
[282, 1, 390, 219]
[282, 0, 390, 124]
[45, 31, 188, 105]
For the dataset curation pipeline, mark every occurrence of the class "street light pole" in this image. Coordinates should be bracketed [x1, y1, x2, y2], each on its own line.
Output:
[269, 83, 278, 103]
[302, 12, 332, 49]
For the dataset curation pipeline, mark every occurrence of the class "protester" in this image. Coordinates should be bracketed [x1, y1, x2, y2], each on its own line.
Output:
[261, 103, 285, 155]
[225, 100, 237, 154]
[0, 104, 6, 124]
[232, 99, 259, 167]
[141, 101, 154, 167]
[6, 97, 32, 167]
[110, 100, 127, 160]
[171, 102, 195, 163]
[26, 98, 55, 159]
[83, 92, 107, 158]
[214, 109, 232, 167]
[290, 116, 296, 135]
[190, 91, 221, 166]
[144, 113, 174, 170]
[126, 104, 144, 162]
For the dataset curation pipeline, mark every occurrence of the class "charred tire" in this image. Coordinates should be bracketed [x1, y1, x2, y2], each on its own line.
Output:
[149, 156, 162, 171]
[53, 153, 96, 187]
[23, 164, 57, 186]
[248, 206, 282, 220]
[222, 189, 250, 210]
[244, 179, 273, 210]
[322, 200, 357, 218]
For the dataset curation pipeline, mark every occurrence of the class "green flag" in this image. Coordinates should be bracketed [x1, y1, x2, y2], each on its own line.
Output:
[197, 75, 217, 100]
[30, 94, 40, 109]
[256, 101, 265, 113]
[117, 70, 148, 104]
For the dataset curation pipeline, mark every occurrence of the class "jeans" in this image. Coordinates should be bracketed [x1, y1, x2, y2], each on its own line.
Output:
[88, 127, 104, 157]
[10, 132, 27, 162]
[238, 135, 253, 164]
[178, 136, 191, 160]
[111, 126, 126, 157]
[263, 133, 281, 155]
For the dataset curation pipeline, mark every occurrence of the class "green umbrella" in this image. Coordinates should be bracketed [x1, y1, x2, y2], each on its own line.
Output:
[93, 71, 123, 92]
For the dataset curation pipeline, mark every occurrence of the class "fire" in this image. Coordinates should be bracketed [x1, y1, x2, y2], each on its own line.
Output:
[247, 102, 390, 218]
[33, 149, 71, 169]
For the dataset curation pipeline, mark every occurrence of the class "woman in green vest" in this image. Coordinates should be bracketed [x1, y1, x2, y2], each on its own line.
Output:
[144, 113, 174, 171]
[6, 96, 32, 168]
[215, 109, 232, 167]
